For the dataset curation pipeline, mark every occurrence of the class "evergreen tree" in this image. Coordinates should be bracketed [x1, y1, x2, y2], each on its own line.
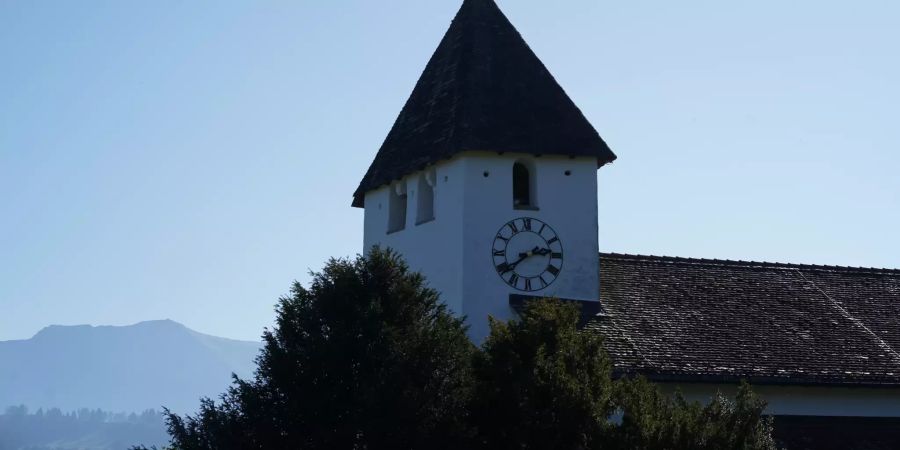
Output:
[614, 377, 776, 450]
[156, 252, 776, 450]
[470, 299, 615, 450]
[164, 248, 475, 450]
[470, 298, 777, 450]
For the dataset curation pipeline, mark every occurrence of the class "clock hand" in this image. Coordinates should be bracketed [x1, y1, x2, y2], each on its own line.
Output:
[518, 246, 551, 259]
[503, 247, 553, 274]
[499, 252, 531, 273]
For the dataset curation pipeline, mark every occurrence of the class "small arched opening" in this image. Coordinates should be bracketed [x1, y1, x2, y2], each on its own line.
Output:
[513, 161, 536, 209]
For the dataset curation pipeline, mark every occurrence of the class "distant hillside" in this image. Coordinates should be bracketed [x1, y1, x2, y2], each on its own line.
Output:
[0, 406, 169, 450]
[0, 320, 260, 413]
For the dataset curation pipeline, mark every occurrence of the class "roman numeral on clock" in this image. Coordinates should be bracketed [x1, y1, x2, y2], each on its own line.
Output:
[539, 276, 549, 288]
[547, 264, 560, 277]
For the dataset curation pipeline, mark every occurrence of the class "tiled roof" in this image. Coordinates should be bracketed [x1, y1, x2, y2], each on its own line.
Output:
[352, 0, 615, 207]
[588, 253, 900, 386]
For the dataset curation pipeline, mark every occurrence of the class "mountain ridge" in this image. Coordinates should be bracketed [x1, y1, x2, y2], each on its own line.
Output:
[0, 319, 261, 414]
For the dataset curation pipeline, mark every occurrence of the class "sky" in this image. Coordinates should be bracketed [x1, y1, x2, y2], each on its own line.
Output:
[1, 0, 897, 342]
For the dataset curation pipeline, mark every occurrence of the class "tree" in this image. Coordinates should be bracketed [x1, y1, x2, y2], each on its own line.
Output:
[470, 298, 777, 450]
[163, 248, 475, 450]
[470, 299, 616, 449]
[614, 378, 776, 450]
[155, 252, 776, 450]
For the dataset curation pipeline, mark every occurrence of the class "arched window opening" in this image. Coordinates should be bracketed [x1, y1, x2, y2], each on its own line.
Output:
[416, 170, 435, 224]
[513, 162, 535, 209]
[388, 182, 407, 233]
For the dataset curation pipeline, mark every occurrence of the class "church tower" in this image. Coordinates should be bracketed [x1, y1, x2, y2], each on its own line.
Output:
[353, 0, 616, 341]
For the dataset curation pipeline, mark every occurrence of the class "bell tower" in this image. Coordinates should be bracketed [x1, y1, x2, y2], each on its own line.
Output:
[353, 0, 616, 341]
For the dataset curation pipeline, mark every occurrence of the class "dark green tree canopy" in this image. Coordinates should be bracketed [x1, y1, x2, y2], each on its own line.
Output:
[470, 300, 776, 450]
[615, 378, 776, 450]
[153, 249, 776, 450]
[164, 248, 475, 450]
[471, 300, 615, 449]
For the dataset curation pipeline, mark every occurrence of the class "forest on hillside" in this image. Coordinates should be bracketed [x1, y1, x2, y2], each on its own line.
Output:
[0, 406, 167, 450]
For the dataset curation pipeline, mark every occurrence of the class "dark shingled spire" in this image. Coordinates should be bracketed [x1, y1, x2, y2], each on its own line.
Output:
[352, 0, 616, 207]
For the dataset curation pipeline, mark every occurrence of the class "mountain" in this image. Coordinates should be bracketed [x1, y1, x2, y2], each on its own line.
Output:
[0, 320, 260, 413]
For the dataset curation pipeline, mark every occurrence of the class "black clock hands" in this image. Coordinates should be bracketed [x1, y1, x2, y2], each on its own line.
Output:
[492, 218, 562, 292]
[499, 247, 551, 274]
[519, 247, 551, 259]
[497, 254, 527, 274]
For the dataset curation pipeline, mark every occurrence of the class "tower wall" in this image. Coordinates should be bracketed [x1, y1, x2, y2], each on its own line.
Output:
[363, 152, 600, 342]
[459, 153, 600, 341]
[363, 158, 467, 315]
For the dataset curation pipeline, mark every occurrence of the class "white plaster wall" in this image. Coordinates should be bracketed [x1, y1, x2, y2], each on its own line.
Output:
[363, 158, 466, 315]
[363, 152, 601, 342]
[659, 382, 900, 417]
[459, 152, 600, 342]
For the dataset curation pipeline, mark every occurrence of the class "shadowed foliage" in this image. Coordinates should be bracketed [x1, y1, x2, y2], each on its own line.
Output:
[470, 299, 616, 449]
[470, 299, 776, 450]
[146, 250, 776, 450]
[159, 248, 475, 450]
[614, 378, 776, 450]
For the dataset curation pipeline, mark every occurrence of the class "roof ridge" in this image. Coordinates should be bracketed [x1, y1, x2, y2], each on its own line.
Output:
[600, 252, 900, 275]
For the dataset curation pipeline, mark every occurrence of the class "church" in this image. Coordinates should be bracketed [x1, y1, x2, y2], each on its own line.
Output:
[353, 0, 900, 447]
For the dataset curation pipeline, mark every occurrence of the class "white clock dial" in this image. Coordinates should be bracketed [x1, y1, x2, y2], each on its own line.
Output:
[491, 217, 563, 292]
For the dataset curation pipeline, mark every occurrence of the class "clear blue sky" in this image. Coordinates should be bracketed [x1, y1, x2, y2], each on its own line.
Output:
[1, 0, 897, 341]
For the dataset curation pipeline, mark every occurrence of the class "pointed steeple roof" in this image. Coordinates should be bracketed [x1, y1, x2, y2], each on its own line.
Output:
[353, 0, 616, 207]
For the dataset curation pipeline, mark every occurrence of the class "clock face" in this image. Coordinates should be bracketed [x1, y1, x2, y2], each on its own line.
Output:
[492, 217, 563, 292]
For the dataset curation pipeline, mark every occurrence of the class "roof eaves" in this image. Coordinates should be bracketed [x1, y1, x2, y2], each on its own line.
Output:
[612, 369, 900, 388]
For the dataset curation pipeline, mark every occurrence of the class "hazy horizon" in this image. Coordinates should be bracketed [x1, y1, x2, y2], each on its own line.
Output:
[2, 0, 898, 341]
[4, 319, 261, 343]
